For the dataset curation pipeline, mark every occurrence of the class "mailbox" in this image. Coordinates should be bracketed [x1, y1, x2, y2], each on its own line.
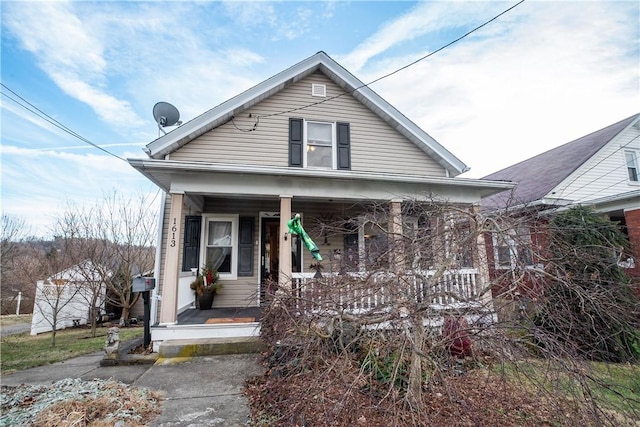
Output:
[132, 277, 156, 292]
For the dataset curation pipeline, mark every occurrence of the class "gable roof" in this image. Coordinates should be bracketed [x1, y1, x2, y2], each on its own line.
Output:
[144, 51, 469, 177]
[48, 259, 110, 283]
[481, 113, 640, 209]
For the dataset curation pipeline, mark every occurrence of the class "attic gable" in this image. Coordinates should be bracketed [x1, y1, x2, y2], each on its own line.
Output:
[170, 72, 446, 177]
[145, 51, 469, 177]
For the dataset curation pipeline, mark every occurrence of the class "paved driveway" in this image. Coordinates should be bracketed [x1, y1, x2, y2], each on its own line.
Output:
[1, 322, 31, 337]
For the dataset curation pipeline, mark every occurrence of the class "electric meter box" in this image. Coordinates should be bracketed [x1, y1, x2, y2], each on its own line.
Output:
[132, 277, 156, 292]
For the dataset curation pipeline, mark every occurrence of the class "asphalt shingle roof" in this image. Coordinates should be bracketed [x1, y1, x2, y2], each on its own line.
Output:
[481, 113, 639, 209]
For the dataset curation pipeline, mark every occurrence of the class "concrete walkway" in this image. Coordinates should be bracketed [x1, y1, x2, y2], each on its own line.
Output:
[1, 348, 264, 426]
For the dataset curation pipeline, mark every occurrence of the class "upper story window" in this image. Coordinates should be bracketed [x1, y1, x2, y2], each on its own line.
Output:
[289, 118, 350, 170]
[305, 121, 335, 169]
[625, 150, 639, 182]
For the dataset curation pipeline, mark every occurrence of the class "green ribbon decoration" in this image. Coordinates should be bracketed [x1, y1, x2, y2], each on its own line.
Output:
[287, 213, 322, 261]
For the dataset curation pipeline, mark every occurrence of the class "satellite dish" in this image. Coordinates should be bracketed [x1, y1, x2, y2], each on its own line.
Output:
[153, 102, 181, 134]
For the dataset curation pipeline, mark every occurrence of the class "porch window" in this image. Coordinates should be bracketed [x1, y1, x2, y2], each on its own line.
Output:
[363, 220, 390, 270]
[453, 225, 474, 268]
[625, 150, 639, 182]
[494, 225, 534, 269]
[204, 215, 238, 279]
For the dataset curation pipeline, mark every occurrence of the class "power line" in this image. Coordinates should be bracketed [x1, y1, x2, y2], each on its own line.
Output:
[1, 83, 126, 162]
[251, 0, 526, 123]
[555, 134, 640, 200]
[567, 172, 640, 205]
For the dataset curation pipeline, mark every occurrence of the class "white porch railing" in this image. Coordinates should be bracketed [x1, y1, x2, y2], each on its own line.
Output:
[291, 268, 482, 314]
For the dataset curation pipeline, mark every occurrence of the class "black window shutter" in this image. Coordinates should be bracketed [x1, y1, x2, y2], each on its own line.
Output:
[238, 216, 255, 276]
[289, 118, 303, 167]
[337, 122, 351, 170]
[182, 216, 201, 272]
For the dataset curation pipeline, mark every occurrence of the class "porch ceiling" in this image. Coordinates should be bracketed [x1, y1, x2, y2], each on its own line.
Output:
[127, 158, 514, 203]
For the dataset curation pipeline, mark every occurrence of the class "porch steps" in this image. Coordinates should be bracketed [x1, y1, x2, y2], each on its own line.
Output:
[158, 336, 266, 359]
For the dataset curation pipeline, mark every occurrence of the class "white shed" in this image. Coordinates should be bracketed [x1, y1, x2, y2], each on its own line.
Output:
[30, 260, 109, 335]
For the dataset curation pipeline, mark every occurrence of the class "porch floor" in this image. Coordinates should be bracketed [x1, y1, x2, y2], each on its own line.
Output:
[177, 306, 263, 325]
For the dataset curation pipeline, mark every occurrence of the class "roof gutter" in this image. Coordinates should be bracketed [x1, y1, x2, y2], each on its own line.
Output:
[127, 158, 512, 192]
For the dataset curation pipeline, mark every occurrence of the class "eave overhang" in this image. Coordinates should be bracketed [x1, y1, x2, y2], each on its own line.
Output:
[128, 158, 513, 204]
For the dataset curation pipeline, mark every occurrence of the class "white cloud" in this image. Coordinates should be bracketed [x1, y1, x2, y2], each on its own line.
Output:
[6, 1, 106, 77]
[349, 1, 639, 178]
[338, 1, 499, 73]
[221, 1, 316, 41]
[3, 1, 145, 133]
[1, 101, 72, 142]
[1, 144, 154, 237]
[222, 1, 278, 28]
[223, 49, 265, 67]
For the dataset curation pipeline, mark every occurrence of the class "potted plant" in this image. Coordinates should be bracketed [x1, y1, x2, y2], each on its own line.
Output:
[190, 263, 222, 310]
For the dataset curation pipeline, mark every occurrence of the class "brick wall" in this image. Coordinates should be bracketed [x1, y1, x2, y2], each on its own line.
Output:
[624, 208, 640, 281]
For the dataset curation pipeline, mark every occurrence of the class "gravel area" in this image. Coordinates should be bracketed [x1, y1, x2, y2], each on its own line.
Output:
[0, 377, 162, 426]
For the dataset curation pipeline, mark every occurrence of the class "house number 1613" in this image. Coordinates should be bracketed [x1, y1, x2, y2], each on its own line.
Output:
[170, 218, 177, 247]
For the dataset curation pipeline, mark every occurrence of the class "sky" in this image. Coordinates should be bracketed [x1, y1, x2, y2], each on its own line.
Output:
[1, 0, 638, 237]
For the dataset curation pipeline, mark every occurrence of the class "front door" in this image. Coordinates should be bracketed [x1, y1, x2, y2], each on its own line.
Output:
[260, 217, 301, 304]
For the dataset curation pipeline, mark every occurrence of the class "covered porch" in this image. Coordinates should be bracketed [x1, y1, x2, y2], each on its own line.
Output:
[131, 162, 513, 349]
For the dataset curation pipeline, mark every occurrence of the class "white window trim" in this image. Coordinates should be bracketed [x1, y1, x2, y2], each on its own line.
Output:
[492, 227, 536, 270]
[303, 120, 336, 170]
[201, 214, 239, 280]
[624, 149, 639, 183]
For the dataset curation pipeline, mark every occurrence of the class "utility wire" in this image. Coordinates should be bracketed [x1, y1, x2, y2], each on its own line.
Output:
[1, 83, 126, 162]
[555, 134, 640, 200]
[252, 0, 526, 123]
[565, 171, 640, 205]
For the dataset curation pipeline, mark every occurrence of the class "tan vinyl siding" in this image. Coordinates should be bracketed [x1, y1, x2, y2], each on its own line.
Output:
[194, 198, 367, 306]
[171, 72, 446, 177]
[201, 199, 270, 308]
[155, 194, 172, 323]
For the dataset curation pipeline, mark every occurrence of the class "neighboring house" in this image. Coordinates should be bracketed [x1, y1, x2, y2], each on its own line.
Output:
[30, 260, 108, 335]
[481, 114, 640, 300]
[128, 51, 513, 349]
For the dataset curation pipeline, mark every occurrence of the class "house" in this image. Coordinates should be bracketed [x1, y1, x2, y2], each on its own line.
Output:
[30, 260, 108, 335]
[481, 114, 640, 303]
[128, 51, 514, 350]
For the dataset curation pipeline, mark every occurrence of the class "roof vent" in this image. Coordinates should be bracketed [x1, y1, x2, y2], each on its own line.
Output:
[312, 84, 326, 97]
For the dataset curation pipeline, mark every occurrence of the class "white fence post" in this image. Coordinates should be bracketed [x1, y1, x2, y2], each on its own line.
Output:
[16, 292, 22, 315]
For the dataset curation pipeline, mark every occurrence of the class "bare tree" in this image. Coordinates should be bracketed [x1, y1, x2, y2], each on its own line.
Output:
[1, 215, 30, 313]
[29, 236, 85, 346]
[51, 190, 157, 329]
[49, 204, 105, 336]
[95, 191, 157, 325]
[251, 199, 639, 426]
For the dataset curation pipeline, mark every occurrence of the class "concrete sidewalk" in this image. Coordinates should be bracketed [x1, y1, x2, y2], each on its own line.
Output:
[1, 347, 264, 426]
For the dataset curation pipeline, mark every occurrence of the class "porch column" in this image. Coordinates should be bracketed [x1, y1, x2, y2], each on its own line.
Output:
[471, 205, 494, 310]
[389, 199, 404, 273]
[159, 192, 184, 325]
[278, 195, 293, 291]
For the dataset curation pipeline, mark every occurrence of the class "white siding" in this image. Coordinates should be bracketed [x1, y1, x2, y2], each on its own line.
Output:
[549, 124, 640, 203]
[171, 72, 446, 177]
